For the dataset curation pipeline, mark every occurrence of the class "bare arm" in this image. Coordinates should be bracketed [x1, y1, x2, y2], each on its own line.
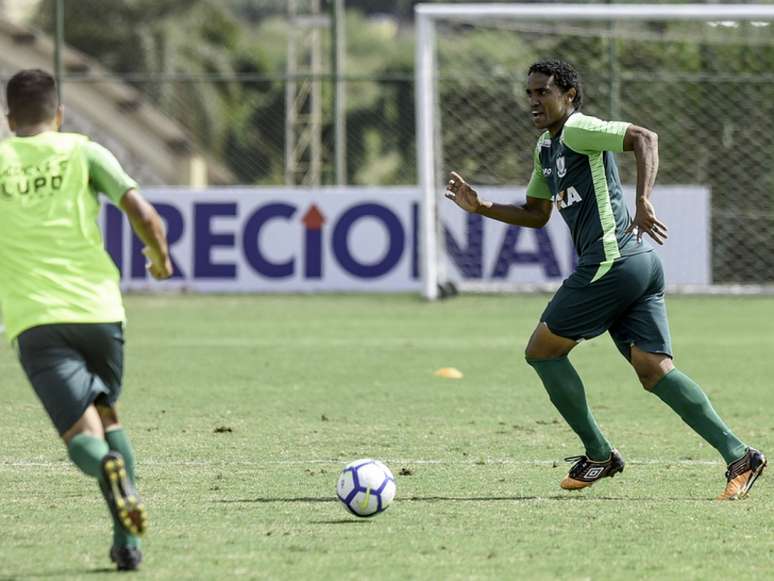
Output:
[445, 171, 552, 228]
[119, 188, 173, 279]
[622, 125, 668, 244]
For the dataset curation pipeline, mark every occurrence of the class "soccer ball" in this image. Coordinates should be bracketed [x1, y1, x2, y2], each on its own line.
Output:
[336, 458, 396, 517]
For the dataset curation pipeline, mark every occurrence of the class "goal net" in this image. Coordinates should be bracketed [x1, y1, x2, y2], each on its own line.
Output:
[416, 3, 774, 299]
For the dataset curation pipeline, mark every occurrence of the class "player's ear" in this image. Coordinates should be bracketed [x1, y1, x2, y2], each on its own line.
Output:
[55, 104, 64, 130]
[566, 87, 577, 105]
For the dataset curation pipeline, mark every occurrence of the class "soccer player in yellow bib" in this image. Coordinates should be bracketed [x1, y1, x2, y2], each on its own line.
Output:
[0, 69, 172, 571]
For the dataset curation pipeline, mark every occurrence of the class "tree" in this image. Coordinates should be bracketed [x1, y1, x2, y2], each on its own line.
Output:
[35, 0, 268, 181]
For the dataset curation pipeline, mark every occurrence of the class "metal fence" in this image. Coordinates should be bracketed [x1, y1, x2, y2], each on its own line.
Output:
[6, 0, 418, 187]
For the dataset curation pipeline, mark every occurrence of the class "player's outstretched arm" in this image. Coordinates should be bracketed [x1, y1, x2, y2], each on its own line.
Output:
[120, 189, 173, 279]
[623, 125, 668, 244]
[445, 171, 551, 228]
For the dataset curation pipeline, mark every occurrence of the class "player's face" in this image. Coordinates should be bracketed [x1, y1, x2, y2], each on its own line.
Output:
[526, 73, 576, 134]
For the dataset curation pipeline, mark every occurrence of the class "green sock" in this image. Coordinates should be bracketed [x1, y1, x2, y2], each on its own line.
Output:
[650, 369, 747, 464]
[104, 428, 141, 549]
[527, 356, 612, 461]
[67, 434, 109, 480]
[105, 428, 136, 483]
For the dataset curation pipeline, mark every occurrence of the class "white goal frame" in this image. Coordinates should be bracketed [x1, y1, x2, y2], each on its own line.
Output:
[415, 3, 774, 300]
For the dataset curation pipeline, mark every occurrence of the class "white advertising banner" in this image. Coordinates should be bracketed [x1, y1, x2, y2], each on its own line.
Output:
[103, 185, 709, 292]
[104, 188, 421, 292]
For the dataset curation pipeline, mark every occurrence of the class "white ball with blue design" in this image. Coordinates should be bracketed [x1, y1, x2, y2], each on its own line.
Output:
[336, 459, 396, 517]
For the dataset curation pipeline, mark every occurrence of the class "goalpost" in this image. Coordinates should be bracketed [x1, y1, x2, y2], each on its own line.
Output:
[416, 4, 774, 300]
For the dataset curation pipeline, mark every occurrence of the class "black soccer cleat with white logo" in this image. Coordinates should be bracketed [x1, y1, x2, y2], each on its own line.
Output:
[100, 452, 147, 536]
[560, 449, 625, 490]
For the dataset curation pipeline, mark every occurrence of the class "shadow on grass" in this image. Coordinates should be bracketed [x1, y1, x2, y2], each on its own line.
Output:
[217, 496, 335, 503]
[1, 567, 115, 579]
[215, 494, 710, 503]
[405, 495, 711, 502]
[310, 519, 372, 525]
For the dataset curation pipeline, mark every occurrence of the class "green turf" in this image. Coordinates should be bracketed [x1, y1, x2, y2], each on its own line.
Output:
[0, 294, 772, 580]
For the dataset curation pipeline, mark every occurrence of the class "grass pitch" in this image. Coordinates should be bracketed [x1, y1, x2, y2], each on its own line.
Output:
[0, 294, 772, 580]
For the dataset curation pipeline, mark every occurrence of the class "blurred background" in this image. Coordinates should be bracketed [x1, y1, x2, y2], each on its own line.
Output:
[0, 0, 772, 286]
[0, 0, 422, 188]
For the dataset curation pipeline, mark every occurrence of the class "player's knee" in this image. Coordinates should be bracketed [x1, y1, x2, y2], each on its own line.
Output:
[630, 347, 673, 390]
[631, 361, 669, 390]
[635, 369, 658, 390]
[62, 405, 105, 443]
[62, 423, 102, 443]
[525, 323, 576, 361]
[525, 344, 550, 361]
[525, 341, 570, 361]
[525, 334, 553, 360]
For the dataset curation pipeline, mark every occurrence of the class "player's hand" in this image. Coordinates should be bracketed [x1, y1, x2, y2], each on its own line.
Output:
[142, 247, 173, 280]
[626, 198, 668, 245]
[444, 171, 485, 213]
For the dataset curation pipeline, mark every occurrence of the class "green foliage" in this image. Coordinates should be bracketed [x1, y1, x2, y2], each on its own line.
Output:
[35, 0, 280, 183]
[343, 11, 415, 184]
[34, 1, 422, 185]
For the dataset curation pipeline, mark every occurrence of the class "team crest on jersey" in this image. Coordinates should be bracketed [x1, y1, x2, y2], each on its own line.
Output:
[556, 156, 567, 178]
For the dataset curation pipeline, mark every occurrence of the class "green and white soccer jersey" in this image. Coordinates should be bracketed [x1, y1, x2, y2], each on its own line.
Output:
[526, 112, 651, 282]
[0, 131, 136, 341]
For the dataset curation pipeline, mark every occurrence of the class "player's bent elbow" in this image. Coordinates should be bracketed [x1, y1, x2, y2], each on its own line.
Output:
[523, 199, 552, 228]
[624, 125, 658, 152]
[637, 128, 658, 151]
[530, 212, 551, 229]
[535, 215, 551, 228]
[121, 193, 160, 230]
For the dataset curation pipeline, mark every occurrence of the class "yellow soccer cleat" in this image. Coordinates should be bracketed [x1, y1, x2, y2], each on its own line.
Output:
[100, 452, 148, 536]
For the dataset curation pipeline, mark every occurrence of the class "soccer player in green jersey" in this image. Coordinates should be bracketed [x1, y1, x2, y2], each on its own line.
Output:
[0, 69, 173, 569]
[445, 59, 766, 500]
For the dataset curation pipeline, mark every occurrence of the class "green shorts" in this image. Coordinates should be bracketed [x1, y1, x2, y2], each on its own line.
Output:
[16, 322, 125, 436]
[541, 251, 673, 358]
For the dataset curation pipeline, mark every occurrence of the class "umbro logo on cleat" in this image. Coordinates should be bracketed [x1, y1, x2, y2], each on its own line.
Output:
[584, 467, 604, 479]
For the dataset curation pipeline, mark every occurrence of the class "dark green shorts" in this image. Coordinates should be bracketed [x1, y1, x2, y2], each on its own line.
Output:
[16, 322, 125, 436]
[541, 251, 673, 358]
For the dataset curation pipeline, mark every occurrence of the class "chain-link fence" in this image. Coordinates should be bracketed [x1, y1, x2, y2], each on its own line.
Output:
[432, 13, 774, 285]
[1, 0, 418, 186]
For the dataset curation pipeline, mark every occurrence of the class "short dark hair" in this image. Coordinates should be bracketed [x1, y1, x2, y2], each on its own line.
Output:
[528, 59, 583, 110]
[6, 69, 59, 126]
